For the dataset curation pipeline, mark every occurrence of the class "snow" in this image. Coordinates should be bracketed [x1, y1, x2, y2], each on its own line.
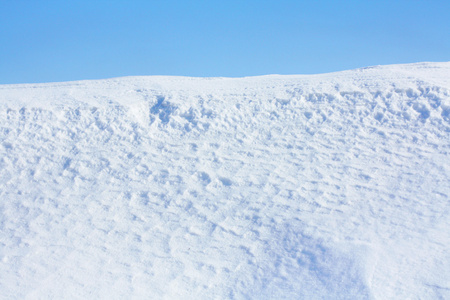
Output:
[0, 62, 449, 299]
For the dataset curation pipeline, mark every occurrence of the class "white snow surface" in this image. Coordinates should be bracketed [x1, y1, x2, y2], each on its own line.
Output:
[0, 62, 449, 299]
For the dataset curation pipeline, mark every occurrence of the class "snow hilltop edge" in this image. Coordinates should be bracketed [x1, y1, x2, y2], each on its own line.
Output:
[0, 62, 449, 299]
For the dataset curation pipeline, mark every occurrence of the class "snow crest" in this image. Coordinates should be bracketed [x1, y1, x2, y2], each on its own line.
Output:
[0, 62, 449, 299]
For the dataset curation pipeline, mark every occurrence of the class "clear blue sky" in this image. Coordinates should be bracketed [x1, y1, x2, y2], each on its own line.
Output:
[1, 0, 449, 84]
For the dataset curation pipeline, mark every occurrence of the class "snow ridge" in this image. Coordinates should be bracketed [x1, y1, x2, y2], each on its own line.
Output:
[0, 62, 449, 299]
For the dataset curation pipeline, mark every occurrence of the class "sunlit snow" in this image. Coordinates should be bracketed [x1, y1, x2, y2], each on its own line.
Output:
[0, 62, 449, 299]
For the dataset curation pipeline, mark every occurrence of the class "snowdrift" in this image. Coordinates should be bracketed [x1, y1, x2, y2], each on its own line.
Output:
[0, 62, 449, 299]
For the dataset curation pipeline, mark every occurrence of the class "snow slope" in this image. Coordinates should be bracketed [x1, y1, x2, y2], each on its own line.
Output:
[0, 62, 449, 299]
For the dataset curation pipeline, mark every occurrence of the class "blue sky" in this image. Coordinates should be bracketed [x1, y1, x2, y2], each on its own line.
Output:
[1, 0, 449, 84]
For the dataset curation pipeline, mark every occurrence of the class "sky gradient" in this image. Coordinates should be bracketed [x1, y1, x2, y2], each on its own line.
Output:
[1, 0, 449, 84]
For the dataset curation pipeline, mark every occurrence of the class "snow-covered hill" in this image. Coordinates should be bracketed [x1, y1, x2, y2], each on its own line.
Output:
[1, 62, 449, 299]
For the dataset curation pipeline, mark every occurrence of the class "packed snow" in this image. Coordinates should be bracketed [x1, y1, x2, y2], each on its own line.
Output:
[0, 62, 449, 299]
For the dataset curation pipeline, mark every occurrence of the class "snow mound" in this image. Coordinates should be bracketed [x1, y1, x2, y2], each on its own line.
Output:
[0, 62, 449, 299]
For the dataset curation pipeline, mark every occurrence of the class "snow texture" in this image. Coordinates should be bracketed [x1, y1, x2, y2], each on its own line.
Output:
[0, 62, 449, 299]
